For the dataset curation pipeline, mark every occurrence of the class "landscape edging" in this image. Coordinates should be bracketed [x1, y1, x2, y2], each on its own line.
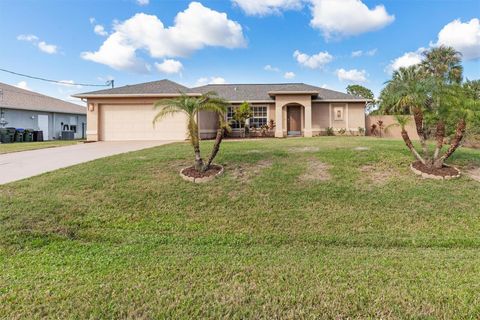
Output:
[179, 165, 224, 183]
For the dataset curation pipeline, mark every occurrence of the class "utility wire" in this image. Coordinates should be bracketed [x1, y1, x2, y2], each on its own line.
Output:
[0, 68, 114, 88]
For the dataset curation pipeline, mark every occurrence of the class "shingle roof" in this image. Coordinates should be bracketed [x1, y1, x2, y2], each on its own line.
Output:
[74, 79, 190, 96]
[192, 83, 362, 101]
[73, 79, 365, 101]
[0, 82, 86, 114]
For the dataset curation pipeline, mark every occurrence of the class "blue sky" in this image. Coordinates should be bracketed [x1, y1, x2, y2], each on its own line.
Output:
[0, 0, 479, 104]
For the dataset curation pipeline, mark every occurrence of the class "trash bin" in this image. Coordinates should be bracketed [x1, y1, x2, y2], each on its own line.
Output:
[61, 130, 74, 140]
[14, 128, 25, 142]
[33, 130, 44, 142]
[0, 128, 16, 143]
[0, 128, 10, 143]
[24, 129, 34, 142]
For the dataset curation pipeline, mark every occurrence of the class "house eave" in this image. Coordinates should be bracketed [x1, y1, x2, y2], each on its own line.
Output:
[72, 93, 202, 99]
[268, 91, 319, 96]
[312, 99, 370, 103]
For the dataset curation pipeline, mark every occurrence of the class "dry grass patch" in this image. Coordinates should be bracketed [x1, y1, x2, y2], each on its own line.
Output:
[359, 164, 399, 187]
[353, 146, 370, 151]
[464, 167, 480, 182]
[288, 146, 320, 153]
[299, 158, 331, 182]
[227, 160, 273, 183]
[244, 149, 261, 154]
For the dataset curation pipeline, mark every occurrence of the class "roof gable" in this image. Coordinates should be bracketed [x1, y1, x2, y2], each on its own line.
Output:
[0, 82, 86, 114]
[75, 79, 191, 96]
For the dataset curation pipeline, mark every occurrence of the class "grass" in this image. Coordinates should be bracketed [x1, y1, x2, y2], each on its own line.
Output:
[1, 137, 479, 319]
[0, 140, 82, 154]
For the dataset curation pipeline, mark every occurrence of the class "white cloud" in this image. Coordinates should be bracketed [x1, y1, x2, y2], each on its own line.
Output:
[38, 41, 58, 54]
[264, 64, 280, 72]
[284, 71, 296, 79]
[15, 81, 30, 90]
[351, 50, 363, 58]
[17, 34, 38, 42]
[81, 2, 246, 72]
[17, 34, 58, 54]
[293, 50, 333, 69]
[137, 0, 149, 5]
[434, 18, 480, 60]
[336, 68, 367, 82]
[195, 76, 227, 86]
[232, 0, 303, 16]
[352, 48, 377, 57]
[89, 17, 96, 24]
[94, 24, 108, 36]
[388, 48, 425, 72]
[155, 59, 183, 74]
[309, 0, 394, 39]
[57, 80, 83, 88]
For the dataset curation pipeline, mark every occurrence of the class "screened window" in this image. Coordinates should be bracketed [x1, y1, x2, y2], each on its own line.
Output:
[249, 106, 268, 128]
[226, 105, 268, 129]
[227, 106, 241, 129]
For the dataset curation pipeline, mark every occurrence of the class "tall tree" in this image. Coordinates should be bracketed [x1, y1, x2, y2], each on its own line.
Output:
[346, 85, 376, 113]
[154, 92, 228, 172]
[381, 47, 478, 170]
[421, 45, 463, 84]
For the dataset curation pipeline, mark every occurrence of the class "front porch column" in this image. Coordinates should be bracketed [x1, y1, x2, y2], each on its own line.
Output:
[275, 103, 283, 138]
[304, 104, 312, 137]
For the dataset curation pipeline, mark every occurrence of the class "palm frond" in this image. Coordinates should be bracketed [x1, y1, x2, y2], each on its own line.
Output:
[152, 105, 183, 125]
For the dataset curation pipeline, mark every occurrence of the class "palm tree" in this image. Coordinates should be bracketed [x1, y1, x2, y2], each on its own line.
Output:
[384, 66, 432, 161]
[153, 92, 228, 172]
[421, 45, 463, 84]
[388, 115, 425, 163]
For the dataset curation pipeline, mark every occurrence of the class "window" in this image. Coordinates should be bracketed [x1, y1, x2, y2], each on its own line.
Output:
[226, 105, 268, 129]
[334, 106, 344, 121]
[227, 106, 241, 129]
[250, 106, 268, 128]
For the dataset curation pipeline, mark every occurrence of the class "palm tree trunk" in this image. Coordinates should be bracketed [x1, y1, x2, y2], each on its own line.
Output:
[401, 129, 426, 164]
[412, 107, 429, 159]
[433, 120, 445, 161]
[205, 126, 225, 171]
[189, 119, 204, 171]
[433, 118, 466, 168]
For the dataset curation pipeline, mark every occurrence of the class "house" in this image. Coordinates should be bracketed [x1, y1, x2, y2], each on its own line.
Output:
[73, 79, 368, 141]
[0, 82, 87, 140]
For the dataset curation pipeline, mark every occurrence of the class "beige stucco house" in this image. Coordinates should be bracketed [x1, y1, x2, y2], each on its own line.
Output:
[73, 79, 368, 141]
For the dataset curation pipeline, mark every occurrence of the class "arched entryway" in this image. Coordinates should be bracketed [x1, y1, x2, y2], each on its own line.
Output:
[286, 104, 303, 136]
[274, 94, 313, 138]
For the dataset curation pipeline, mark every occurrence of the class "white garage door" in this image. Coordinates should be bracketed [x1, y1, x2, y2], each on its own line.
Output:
[100, 104, 187, 141]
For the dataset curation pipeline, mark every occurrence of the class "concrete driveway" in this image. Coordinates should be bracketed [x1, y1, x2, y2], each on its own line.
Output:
[0, 141, 174, 184]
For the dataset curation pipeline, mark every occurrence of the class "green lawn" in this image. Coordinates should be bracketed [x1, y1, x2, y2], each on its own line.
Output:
[0, 140, 81, 154]
[1, 137, 479, 319]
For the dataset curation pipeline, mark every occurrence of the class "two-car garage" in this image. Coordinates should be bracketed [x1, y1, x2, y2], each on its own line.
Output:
[99, 104, 187, 141]
[74, 80, 196, 142]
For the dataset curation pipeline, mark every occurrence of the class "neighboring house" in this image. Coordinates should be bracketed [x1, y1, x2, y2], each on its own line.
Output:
[73, 79, 368, 142]
[0, 82, 87, 140]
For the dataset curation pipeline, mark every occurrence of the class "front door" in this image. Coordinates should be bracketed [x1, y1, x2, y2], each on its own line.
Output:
[287, 105, 301, 135]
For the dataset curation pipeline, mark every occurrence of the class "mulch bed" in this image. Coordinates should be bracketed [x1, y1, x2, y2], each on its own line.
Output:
[181, 165, 223, 179]
[412, 161, 459, 177]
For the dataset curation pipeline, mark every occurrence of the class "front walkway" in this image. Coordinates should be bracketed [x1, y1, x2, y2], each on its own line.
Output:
[0, 141, 174, 184]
